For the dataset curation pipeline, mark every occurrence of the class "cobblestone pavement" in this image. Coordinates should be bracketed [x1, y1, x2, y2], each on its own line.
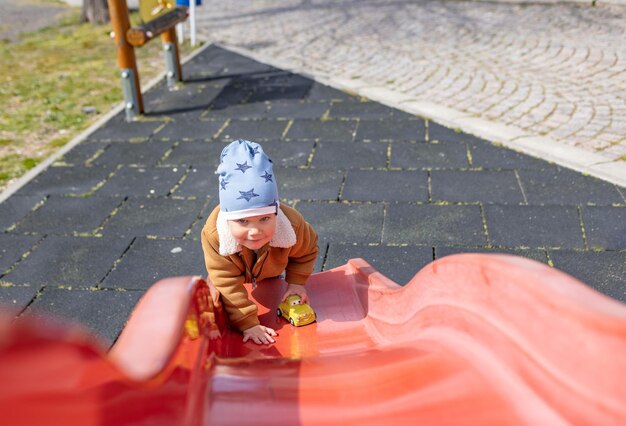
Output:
[195, 0, 626, 184]
[0, 46, 624, 344]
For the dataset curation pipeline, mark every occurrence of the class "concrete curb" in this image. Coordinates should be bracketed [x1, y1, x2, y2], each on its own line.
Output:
[462, 0, 626, 5]
[0, 42, 213, 204]
[217, 43, 626, 188]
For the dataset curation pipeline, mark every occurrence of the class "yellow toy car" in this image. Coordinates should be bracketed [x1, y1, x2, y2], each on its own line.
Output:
[277, 295, 316, 326]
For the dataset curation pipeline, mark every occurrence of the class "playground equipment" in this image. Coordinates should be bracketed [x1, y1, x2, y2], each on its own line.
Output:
[1, 254, 626, 424]
[108, 0, 188, 121]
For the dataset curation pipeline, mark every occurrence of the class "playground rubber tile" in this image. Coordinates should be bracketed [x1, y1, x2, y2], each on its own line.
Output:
[254, 71, 313, 90]
[484, 205, 585, 249]
[355, 119, 426, 142]
[172, 167, 218, 198]
[88, 118, 164, 141]
[146, 98, 216, 121]
[518, 169, 624, 205]
[56, 142, 107, 166]
[258, 140, 315, 167]
[246, 82, 312, 104]
[171, 140, 315, 169]
[160, 141, 224, 168]
[324, 244, 434, 285]
[328, 101, 399, 119]
[0, 195, 44, 231]
[548, 250, 626, 301]
[199, 197, 220, 218]
[431, 170, 525, 204]
[154, 119, 226, 141]
[2, 235, 131, 288]
[95, 166, 185, 197]
[233, 71, 312, 98]
[468, 141, 551, 170]
[102, 238, 206, 290]
[146, 89, 210, 112]
[306, 83, 360, 102]
[24, 287, 143, 346]
[13, 196, 122, 235]
[0, 286, 38, 316]
[183, 52, 274, 78]
[145, 85, 225, 119]
[207, 83, 254, 110]
[294, 202, 384, 243]
[14, 165, 112, 197]
[285, 119, 357, 141]
[183, 199, 219, 241]
[342, 170, 428, 202]
[91, 140, 173, 166]
[435, 246, 548, 264]
[266, 101, 330, 119]
[194, 51, 274, 75]
[581, 206, 626, 250]
[202, 102, 271, 119]
[390, 141, 470, 169]
[384, 204, 486, 245]
[428, 122, 482, 143]
[311, 141, 388, 169]
[101, 197, 205, 238]
[274, 167, 343, 201]
[218, 119, 289, 142]
[0, 234, 40, 273]
[145, 79, 227, 103]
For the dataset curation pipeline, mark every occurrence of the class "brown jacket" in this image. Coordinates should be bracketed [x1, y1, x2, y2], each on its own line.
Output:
[201, 204, 318, 331]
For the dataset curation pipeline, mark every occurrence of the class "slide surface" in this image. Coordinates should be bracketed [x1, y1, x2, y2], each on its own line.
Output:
[1, 254, 626, 425]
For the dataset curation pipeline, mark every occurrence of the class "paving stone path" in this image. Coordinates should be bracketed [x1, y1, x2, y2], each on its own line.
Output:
[195, 0, 626, 183]
[0, 0, 70, 42]
[0, 46, 624, 345]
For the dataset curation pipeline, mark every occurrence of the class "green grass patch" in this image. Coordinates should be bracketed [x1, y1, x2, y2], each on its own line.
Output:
[0, 4, 197, 190]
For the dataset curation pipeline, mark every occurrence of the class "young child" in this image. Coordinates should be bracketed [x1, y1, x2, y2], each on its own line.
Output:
[201, 140, 319, 345]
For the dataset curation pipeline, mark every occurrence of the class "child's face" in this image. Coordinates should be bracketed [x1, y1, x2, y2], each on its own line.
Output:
[228, 214, 277, 250]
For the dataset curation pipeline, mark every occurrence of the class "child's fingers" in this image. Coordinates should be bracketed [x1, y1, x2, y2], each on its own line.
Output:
[243, 328, 276, 345]
[264, 326, 278, 336]
[282, 289, 308, 302]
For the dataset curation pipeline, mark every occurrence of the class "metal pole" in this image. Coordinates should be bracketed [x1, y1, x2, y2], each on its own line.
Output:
[161, 27, 183, 89]
[108, 0, 143, 121]
[190, 0, 196, 47]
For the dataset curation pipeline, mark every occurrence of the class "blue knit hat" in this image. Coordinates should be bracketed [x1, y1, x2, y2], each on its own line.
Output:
[216, 140, 279, 220]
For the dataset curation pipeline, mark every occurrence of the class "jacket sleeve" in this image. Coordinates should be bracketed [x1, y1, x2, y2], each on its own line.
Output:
[285, 217, 319, 285]
[201, 228, 260, 331]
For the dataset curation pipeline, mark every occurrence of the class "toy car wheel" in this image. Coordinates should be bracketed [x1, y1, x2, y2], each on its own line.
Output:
[277, 308, 282, 317]
[289, 318, 295, 326]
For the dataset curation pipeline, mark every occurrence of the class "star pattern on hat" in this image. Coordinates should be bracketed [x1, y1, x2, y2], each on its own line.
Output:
[237, 188, 260, 202]
[261, 171, 273, 182]
[235, 161, 252, 173]
[220, 179, 229, 190]
[251, 146, 260, 156]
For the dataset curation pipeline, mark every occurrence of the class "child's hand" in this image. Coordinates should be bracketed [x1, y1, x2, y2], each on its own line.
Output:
[243, 324, 277, 345]
[282, 284, 308, 303]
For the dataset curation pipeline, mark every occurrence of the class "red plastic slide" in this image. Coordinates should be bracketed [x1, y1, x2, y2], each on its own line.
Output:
[1, 254, 626, 425]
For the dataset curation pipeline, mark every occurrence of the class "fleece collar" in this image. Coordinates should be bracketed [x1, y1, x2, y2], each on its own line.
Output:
[216, 208, 297, 255]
